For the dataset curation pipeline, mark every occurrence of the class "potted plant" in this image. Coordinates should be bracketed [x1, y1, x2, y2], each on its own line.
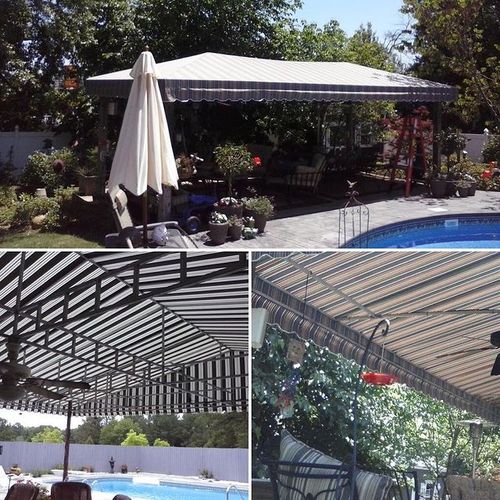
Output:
[77, 148, 100, 196]
[228, 216, 243, 241]
[242, 195, 274, 233]
[121, 464, 128, 474]
[427, 170, 448, 198]
[213, 144, 253, 217]
[242, 216, 255, 229]
[456, 180, 470, 197]
[208, 211, 229, 245]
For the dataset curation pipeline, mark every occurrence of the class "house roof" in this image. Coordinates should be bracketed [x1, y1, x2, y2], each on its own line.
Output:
[0, 251, 248, 416]
[86, 52, 457, 103]
[253, 251, 500, 424]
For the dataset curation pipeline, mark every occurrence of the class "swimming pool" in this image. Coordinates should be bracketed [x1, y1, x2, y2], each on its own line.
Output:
[342, 214, 500, 249]
[83, 478, 248, 500]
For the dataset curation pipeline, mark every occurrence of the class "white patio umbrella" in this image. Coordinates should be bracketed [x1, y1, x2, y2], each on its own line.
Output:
[108, 49, 178, 247]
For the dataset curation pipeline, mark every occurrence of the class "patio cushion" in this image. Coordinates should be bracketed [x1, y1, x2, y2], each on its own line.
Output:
[278, 430, 393, 500]
[114, 188, 128, 214]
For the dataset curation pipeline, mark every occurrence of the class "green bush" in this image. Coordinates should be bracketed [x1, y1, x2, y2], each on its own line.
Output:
[11, 194, 59, 229]
[153, 438, 170, 447]
[482, 135, 500, 163]
[43, 186, 79, 231]
[0, 186, 17, 226]
[21, 148, 79, 195]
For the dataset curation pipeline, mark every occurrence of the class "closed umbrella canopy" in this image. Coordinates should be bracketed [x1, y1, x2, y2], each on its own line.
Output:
[108, 50, 178, 196]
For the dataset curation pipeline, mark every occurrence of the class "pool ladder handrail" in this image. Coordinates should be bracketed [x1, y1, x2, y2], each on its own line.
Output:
[226, 483, 246, 499]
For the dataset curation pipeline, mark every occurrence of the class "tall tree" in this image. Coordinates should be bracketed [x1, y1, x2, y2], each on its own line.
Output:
[402, 0, 500, 128]
[71, 417, 103, 445]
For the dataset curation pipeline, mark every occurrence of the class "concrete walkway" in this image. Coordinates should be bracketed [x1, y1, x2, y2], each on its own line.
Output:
[191, 190, 500, 249]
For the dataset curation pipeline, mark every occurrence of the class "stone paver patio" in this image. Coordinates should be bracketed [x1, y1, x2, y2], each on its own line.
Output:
[192, 190, 500, 249]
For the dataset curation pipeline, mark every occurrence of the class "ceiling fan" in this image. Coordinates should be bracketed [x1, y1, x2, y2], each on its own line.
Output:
[436, 331, 500, 376]
[0, 338, 90, 401]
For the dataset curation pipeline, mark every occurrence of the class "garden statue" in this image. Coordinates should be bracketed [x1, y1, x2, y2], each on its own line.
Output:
[109, 456, 115, 473]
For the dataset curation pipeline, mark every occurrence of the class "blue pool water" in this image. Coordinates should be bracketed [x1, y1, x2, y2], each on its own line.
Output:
[343, 215, 500, 249]
[84, 478, 247, 500]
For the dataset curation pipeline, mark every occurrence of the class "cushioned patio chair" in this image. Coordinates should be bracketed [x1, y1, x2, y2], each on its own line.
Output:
[51, 481, 92, 500]
[264, 430, 396, 500]
[106, 186, 197, 248]
[266, 153, 327, 203]
[4, 482, 39, 500]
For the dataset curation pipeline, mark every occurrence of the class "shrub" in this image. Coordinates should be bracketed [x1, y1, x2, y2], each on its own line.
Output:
[11, 194, 58, 229]
[21, 148, 79, 195]
[242, 195, 274, 217]
[482, 134, 500, 163]
[43, 186, 79, 231]
[199, 468, 214, 479]
[153, 438, 170, 447]
[0, 186, 17, 226]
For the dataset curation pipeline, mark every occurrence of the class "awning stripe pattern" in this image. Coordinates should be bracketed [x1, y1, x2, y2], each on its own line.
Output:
[252, 252, 500, 424]
[0, 251, 248, 416]
[86, 52, 457, 103]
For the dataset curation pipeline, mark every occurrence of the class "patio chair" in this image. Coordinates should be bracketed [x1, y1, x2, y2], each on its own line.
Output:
[4, 482, 39, 500]
[106, 186, 197, 248]
[266, 153, 327, 203]
[51, 481, 92, 500]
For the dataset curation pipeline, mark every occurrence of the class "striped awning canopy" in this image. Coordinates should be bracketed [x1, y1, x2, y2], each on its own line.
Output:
[253, 252, 500, 424]
[86, 52, 457, 103]
[0, 251, 248, 416]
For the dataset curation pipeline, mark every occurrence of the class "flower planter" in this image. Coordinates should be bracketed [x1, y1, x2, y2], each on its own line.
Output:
[457, 185, 469, 197]
[468, 183, 477, 196]
[78, 174, 100, 196]
[430, 179, 447, 198]
[253, 214, 267, 233]
[445, 180, 457, 197]
[228, 224, 243, 241]
[213, 203, 243, 218]
[208, 222, 229, 245]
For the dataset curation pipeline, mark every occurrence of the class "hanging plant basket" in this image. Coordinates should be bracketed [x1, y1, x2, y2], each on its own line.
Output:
[361, 372, 397, 385]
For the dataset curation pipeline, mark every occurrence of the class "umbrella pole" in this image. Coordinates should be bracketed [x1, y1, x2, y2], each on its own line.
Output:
[63, 400, 72, 481]
[142, 191, 148, 248]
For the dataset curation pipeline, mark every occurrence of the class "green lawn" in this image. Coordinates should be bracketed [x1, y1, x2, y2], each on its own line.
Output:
[0, 230, 103, 248]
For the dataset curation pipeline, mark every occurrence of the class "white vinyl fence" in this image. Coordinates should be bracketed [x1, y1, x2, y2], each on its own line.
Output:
[0, 442, 248, 483]
[0, 128, 71, 177]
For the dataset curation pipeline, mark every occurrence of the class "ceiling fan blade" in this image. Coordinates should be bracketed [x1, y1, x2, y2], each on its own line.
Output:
[24, 384, 64, 400]
[436, 346, 496, 359]
[26, 378, 90, 390]
[491, 354, 500, 376]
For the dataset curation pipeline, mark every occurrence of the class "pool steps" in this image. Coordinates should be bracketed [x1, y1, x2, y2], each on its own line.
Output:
[226, 483, 246, 499]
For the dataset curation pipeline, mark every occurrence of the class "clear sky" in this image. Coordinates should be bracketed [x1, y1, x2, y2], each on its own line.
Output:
[297, 0, 407, 38]
[0, 408, 84, 430]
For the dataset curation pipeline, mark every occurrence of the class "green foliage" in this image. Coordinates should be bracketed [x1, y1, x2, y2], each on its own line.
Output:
[71, 417, 103, 445]
[242, 195, 274, 217]
[199, 468, 214, 479]
[402, 0, 500, 127]
[31, 427, 64, 443]
[153, 438, 170, 447]
[214, 144, 253, 197]
[100, 417, 145, 445]
[42, 186, 80, 231]
[121, 429, 149, 446]
[482, 135, 500, 163]
[31, 469, 52, 477]
[21, 148, 79, 195]
[10, 194, 58, 229]
[253, 325, 500, 479]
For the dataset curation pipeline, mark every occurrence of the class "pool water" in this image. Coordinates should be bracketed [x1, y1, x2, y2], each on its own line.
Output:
[343, 216, 500, 249]
[87, 479, 248, 500]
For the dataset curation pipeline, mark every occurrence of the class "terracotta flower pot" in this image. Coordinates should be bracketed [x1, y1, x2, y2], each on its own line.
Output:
[208, 222, 229, 245]
[228, 224, 243, 241]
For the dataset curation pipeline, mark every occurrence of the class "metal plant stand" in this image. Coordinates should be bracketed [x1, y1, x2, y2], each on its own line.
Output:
[338, 182, 369, 247]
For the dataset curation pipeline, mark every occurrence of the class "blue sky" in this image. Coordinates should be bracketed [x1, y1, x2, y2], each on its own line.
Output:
[297, 0, 407, 38]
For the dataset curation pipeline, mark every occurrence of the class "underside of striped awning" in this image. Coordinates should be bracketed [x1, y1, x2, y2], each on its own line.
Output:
[0, 251, 248, 416]
[86, 52, 457, 103]
[252, 252, 500, 424]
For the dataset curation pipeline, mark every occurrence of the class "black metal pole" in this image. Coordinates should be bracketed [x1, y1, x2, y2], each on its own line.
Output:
[63, 401, 72, 481]
[349, 318, 390, 500]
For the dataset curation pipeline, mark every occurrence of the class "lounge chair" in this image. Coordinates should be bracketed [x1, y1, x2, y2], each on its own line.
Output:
[106, 186, 197, 248]
[4, 482, 39, 500]
[51, 481, 92, 500]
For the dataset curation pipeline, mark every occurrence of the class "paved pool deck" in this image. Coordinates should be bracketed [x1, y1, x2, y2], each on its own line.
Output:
[192, 190, 500, 249]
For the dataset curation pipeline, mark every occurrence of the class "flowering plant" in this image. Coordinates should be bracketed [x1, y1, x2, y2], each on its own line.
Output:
[253, 156, 262, 167]
[209, 211, 228, 224]
[217, 197, 239, 207]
